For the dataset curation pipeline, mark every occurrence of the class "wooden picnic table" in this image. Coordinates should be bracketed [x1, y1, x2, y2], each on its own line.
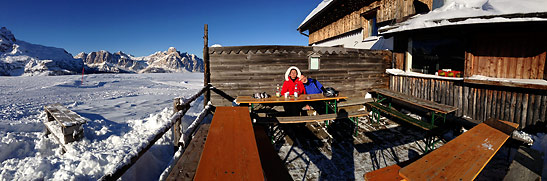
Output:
[370, 88, 457, 127]
[236, 94, 349, 127]
[194, 107, 263, 180]
[235, 93, 347, 104]
[364, 119, 519, 181]
[372, 88, 457, 114]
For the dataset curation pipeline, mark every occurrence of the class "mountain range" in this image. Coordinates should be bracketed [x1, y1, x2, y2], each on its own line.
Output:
[0, 27, 203, 76]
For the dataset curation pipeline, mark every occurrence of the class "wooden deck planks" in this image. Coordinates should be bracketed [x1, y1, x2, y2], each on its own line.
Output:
[398, 120, 518, 181]
[253, 125, 293, 180]
[194, 107, 264, 180]
[166, 123, 210, 181]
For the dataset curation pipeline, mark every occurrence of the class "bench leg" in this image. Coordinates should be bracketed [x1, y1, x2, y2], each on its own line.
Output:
[371, 107, 380, 124]
[430, 112, 447, 125]
[424, 135, 442, 153]
[350, 117, 359, 136]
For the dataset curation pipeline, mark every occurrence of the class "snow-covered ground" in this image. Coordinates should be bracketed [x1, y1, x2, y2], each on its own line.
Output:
[0, 73, 204, 180]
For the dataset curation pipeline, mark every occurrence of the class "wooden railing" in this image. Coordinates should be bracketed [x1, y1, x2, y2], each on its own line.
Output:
[100, 85, 213, 180]
[390, 75, 547, 129]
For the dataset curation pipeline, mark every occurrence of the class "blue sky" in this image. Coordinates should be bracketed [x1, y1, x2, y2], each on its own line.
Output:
[1, 0, 318, 57]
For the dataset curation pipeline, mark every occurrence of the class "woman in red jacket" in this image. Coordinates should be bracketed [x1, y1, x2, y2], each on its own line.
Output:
[281, 66, 306, 116]
[281, 66, 306, 96]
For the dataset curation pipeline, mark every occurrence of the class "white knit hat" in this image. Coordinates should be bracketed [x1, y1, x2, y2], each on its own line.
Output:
[284, 66, 302, 81]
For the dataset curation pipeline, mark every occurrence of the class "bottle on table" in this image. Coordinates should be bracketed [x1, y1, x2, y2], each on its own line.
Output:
[294, 84, 298, 98]
[276, 84, 281, 97]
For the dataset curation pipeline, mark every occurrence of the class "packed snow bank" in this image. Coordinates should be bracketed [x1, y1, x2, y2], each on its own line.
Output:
[386, 69, 463, 80]
[380, 0, 547, 34]
[468, 75, 547, 86]
[0, 73, 204, 180]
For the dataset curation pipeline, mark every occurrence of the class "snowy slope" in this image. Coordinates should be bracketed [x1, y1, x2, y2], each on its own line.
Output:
[0, 73, 205, 180]
[0, 27, 84, 76]
[380, 0, 547, 34]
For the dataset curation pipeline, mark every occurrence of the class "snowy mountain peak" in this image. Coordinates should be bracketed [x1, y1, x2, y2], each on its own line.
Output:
[167, 47, 178, 54]
[1, 27, 202, 76]
[77, 47, 203, 73]
[0, 27, 83, 76]
[1, 27, 16, 52]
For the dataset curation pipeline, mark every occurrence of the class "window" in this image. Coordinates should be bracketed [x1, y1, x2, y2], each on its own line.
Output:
[309, 53, 321, 70]
[362, 10, 378, 39]
[367, 16, 378, 37]
[410, 37, 465, 77]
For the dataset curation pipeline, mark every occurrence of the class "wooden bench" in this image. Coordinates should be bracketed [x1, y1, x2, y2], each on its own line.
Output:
[43, 103, 87, 150]
[166, 123, 210, 181]
[398, 119, 518, 180]
[363, 119, 518, 181]
[194, 107, 264, 180]
[366, 89, 457, 152]
[338, 97, 373, 107]
[364, 164, 404, 181]
[256, 110, 367, 136]
[366, 102, 436, 131]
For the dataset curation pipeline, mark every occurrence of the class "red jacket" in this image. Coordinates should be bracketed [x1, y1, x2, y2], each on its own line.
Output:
[281, 78, 306, 95]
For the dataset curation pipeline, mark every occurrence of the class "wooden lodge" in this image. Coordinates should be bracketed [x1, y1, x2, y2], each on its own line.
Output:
[296, 0, 547, 129]
[297, 0, 439, 49]
[379, 13, 547, 129]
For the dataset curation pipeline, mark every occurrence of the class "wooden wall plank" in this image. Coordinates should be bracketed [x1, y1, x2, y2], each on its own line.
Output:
[532, 93, 540, 126]
[508, 91, 515, 123]
[463, 86, 469, 117]
[540, 52, 547, 79]
[519, 93, 529, 128]
[541, 95, 547, 124]
[515, 93, 523, 126]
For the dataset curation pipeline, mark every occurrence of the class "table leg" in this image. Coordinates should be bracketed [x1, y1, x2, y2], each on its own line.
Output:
[334, 99, 337, 114]
[350, 117, 358, 136]
[324, 101, 329, 128]
[431, 111, 435, 125]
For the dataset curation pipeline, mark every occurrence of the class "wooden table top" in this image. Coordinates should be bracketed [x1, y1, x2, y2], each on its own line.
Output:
[372, 88, 458, 114]
[398, 120, 518, 181]
[194, 107, 264, 180]
[235, 93, 348, 104]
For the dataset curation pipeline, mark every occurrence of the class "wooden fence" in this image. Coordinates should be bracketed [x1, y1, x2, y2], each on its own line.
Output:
[209, 46, 392, 106]
[390, 75, 547, 129]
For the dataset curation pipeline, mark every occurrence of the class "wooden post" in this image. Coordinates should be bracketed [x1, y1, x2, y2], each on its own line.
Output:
[173, 98, 181, 150]
[204, 24, 210, 107]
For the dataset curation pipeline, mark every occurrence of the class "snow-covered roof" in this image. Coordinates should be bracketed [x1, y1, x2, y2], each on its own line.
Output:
[379, 0, 547, 34]
[298, 0, 334, 31]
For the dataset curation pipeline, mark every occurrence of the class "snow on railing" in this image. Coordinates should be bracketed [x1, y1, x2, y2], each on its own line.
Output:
[158, 102, 212, 180]
[99, 85, 212, 181]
